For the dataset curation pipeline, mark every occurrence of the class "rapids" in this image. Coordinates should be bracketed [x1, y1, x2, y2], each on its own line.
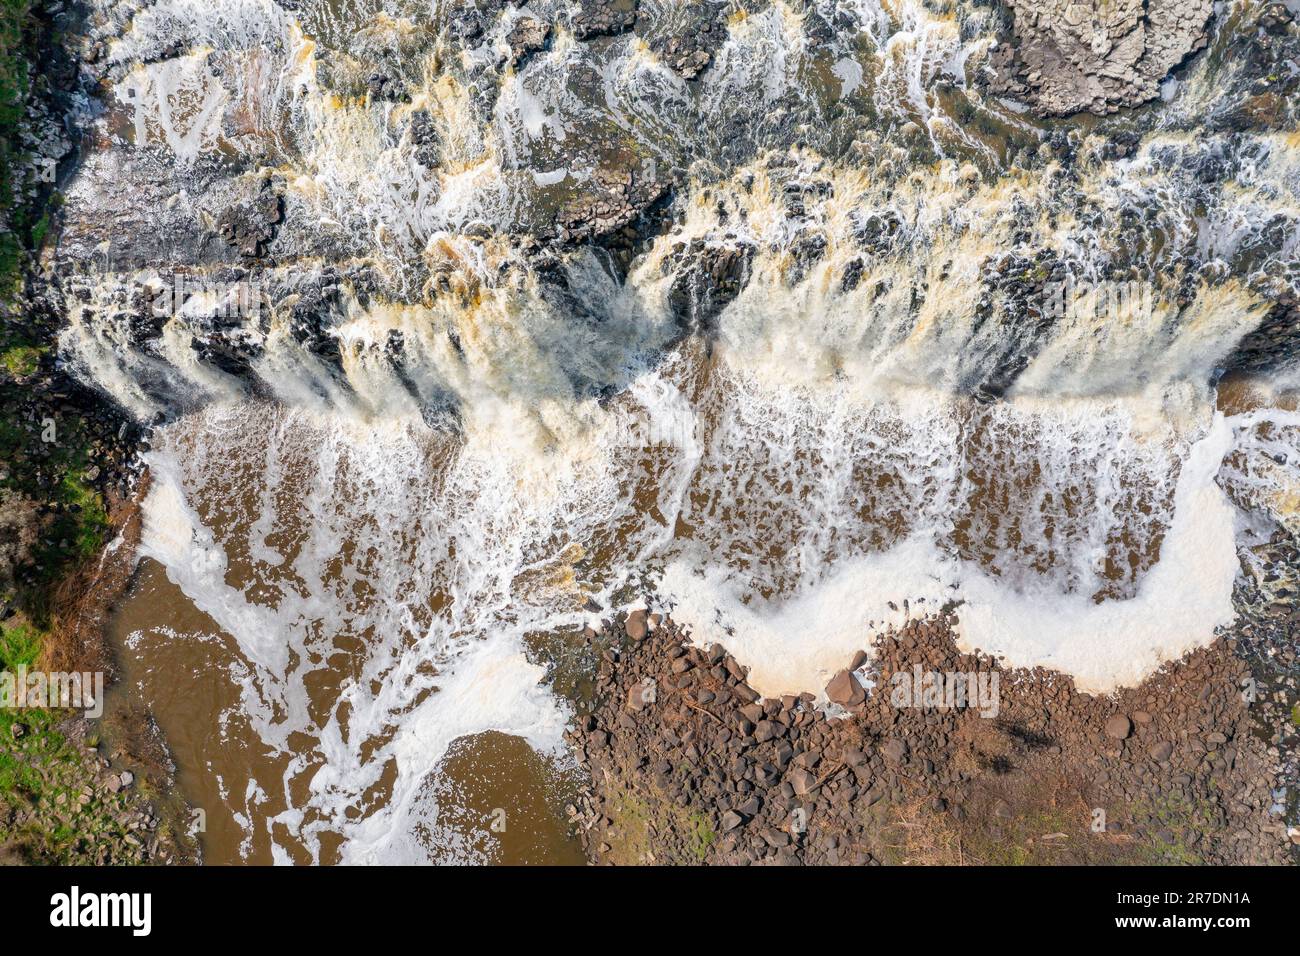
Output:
[49, 0, 1300, 861]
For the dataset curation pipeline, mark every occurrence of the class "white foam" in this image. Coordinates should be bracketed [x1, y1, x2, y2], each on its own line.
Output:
[953, 413, 1240, 690]
[660, 537, 948, 698]
[136, 403, 591, 862]
[661, 410, 1243, 698]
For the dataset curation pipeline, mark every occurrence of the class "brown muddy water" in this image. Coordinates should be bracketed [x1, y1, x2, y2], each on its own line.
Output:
[107, 560, 585, 864]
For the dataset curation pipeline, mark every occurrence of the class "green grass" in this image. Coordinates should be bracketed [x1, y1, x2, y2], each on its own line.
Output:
[0, 0, 145, 866]
[685, 811, 716, 862]
[57, 472, 111, 560]
[1, 0, 35, 296]
[0, 620, 147, 865]
[13, 470, 113, 625]
[0, 621, 68, 797]
[598, 778, 722, 865]
[1129, 794, 1212, 866]
[0, 341, 41, 375]
[29, 208, 48, 249]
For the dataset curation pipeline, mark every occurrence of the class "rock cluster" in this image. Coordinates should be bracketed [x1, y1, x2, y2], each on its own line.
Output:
[988, 0, 1214, 115]
[1226, 534, 1300, 833]
[0, 491, 45, 604]
[651, 4, 727, 80]
[571, 0, 639, 41]
[507, 16, 552, 67]
[566, 610, 1295, 865]
[664, 240, 755, 335]
[216, 175, 284, 259]
[0, 713, 192, 865]
[0, 280, 143, 618]
[1227, 292, 1300, 377]
[446, 0, 526, 44]
[1210, 4, 1299, 133]
[554, 165, 668, 245]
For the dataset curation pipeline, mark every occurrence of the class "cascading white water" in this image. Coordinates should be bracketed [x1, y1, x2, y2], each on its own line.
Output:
[60, 0, 1300, 861]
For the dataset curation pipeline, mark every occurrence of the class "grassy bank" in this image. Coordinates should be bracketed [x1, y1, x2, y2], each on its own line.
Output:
[0, 0, 112, 626]
[0, 0, 146, 864]
[1, 0, 34, 296]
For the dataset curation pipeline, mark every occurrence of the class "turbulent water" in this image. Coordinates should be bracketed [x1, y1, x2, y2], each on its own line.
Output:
[50, 0, 1300, 861]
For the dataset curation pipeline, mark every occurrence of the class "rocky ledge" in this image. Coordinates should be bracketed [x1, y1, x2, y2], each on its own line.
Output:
[989, 0, 1215, 115]
[566, 611, 1296, 865]
[571, 0, 639, 41]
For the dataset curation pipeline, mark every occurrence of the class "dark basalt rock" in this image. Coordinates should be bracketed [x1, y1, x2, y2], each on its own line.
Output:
[852, 210, 903, 253]
[1208, 4, 1300, 134]
[840, 257, 865, 293]
[572, 0, 639, 41]
[665, 240, 756, 335]
[217, 176, 284, 260]
[446, 0, 524, 43]
[366, 72, 406, 102]
[967, 250, 1068, 401]
[507, 16, 551, 67]
[553, 165, 670, 247]
[1223, 293, 1300, 378]
[785, 231, 827, 287]
[406, 113, 441, 171]
[651, 3, 726, 80]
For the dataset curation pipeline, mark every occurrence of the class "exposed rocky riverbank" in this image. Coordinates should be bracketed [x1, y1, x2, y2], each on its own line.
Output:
[566, 609, 1297, 865]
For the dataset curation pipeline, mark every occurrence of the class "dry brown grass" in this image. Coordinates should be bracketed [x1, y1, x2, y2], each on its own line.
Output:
[40, 476, 147, 677]
[879, 773, 1147, 866]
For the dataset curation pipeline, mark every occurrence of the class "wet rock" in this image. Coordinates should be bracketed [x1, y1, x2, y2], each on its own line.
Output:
[665, 240, 755, 335]
[507, 17, 551, 67]
[217, 176, 284, 259]
[1258, 3, 1294, 36]
[651, 4, 727, 80]
[554, 165, 669, 247]
[447, 0, 522, 44]
[407, 110, 442, 169]
[572, 0, 639, 41]
[366, 72, 405, 101]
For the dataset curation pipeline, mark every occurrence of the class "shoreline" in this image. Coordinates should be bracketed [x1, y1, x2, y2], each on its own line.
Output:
[1, 0, 196, 861]
[566, 609, 1297, 865]
[2, 469, 199, 864]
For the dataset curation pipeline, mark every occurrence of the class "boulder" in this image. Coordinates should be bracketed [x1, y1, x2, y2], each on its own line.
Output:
[1104, 713, 1133, 740]
[987, 0, 1214, 116]
[825, 669, 865, 708]
[1148, 741, 1174, 763]
[625, 608, 649, 641]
